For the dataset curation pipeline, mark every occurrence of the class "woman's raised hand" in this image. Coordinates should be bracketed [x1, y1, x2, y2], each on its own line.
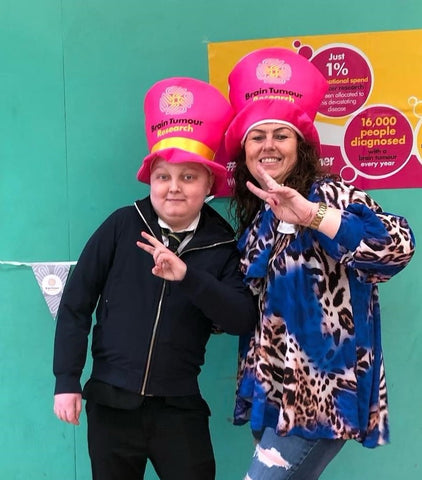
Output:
[247, 164, 317, 226]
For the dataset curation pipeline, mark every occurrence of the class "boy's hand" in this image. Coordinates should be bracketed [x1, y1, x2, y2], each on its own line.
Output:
[54, 393, 81, 425]
[137, 232, 187, 281]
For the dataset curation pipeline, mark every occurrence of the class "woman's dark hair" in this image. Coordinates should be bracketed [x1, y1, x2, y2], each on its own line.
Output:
[229, 135, 329, 236]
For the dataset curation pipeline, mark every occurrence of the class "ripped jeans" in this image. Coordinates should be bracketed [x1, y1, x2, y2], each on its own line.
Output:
[244, 427, 345, 480]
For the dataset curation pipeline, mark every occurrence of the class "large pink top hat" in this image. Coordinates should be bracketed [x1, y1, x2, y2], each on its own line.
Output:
[225, 47, 328, 157]
[137, 77, 234, 195]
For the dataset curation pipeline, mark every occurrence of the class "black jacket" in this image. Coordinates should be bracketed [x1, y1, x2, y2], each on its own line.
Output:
[53, 197, 256, 397]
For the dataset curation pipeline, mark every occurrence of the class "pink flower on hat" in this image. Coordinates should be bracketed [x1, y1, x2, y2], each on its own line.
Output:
[257, 58, 292, 85]
[159, 86, 194, 115]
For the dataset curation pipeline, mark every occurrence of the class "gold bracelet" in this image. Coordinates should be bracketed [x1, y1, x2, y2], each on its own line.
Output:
[309, 202, 328, 230]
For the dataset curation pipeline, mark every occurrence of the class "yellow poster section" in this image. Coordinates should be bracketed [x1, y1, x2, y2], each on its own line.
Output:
[208, 29, 422, 143]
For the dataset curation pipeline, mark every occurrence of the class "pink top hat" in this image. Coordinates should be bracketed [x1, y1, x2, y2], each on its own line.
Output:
[137, 77, 234, 195]
[225, 47, 328, 157]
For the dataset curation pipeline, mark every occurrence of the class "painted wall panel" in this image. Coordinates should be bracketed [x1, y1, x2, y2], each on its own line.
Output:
[1, 1, 420, 478]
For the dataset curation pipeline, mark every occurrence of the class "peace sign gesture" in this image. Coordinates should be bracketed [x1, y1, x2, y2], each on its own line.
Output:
[137, 232, 187, 281]
[247, 164, 317, 227]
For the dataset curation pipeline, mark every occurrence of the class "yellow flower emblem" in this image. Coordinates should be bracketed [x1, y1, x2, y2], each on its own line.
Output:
[160, 86, 194, 114]
[256, 58, 292, 84]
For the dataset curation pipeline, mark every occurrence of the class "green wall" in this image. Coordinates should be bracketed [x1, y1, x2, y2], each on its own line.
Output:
[0, 1, 421, 478]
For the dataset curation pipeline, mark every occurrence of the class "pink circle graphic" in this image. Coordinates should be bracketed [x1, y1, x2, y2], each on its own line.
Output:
[297, 45, 313, 59]
[342, 105, 413, 179]
[311, 45, 372, 118]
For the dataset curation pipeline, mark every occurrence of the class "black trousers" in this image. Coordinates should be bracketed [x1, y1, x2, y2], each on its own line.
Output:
[86, 396, 215, 480]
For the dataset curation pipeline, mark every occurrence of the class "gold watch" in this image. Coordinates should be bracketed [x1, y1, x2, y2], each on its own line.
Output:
[309, 202, 328, 230]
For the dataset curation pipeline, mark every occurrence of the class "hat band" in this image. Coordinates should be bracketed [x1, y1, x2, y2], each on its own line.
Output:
[151, 137, 215, 161]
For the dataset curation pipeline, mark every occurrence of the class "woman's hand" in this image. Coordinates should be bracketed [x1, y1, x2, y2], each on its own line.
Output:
[136, 231, 187, 281]
[248, 165, 341, 237]
[247, 164, 317, 226]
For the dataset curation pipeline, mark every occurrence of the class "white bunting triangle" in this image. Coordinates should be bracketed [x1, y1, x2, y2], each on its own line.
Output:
[1, 260, 76, 319]
[31, 262, 74, 319]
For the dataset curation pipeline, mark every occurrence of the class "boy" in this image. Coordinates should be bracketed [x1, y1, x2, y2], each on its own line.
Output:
[53, 77, 257, 480]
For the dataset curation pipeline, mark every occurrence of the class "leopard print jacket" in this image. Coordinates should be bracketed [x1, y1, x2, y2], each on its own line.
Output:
[234, 178, 415, 448]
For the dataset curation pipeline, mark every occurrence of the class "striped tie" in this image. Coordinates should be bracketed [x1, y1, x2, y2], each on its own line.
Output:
[161, 228, 190, 253]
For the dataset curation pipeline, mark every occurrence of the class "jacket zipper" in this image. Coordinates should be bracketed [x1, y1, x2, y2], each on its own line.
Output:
[140, 280, 166, 395]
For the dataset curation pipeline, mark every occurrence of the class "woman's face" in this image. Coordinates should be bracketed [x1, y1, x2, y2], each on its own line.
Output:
[244, 123, 299, 189]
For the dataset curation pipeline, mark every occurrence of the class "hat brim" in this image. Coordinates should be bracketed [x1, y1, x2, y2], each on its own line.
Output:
[225, 99, 321, 159]
[137, 148, 228, 196]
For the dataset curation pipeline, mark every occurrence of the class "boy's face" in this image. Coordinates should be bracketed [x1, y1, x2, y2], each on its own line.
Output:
[149, 158, 214, 231]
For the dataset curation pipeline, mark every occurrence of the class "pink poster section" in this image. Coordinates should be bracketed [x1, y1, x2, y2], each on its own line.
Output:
[309, 42, 422, 190]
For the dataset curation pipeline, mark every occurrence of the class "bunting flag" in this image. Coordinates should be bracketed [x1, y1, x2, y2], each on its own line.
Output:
[0, 260, 76, 320]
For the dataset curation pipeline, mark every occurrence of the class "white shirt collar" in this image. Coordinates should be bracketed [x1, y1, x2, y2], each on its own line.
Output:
[158, 213, 200, 233]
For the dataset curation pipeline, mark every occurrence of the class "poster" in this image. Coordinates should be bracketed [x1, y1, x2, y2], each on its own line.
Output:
[208, 29, 422, 196]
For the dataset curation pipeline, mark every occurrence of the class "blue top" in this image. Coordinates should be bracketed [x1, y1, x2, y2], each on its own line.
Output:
[234, 178, 415, 448]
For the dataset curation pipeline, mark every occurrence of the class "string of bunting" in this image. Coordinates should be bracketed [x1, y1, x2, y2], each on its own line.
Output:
[0, 260, 77, 320]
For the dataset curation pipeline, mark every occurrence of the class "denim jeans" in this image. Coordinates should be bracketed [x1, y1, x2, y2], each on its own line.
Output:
[244, 427, 345, 480]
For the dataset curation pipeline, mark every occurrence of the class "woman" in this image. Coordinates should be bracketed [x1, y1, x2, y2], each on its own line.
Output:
[225, 47, 416, 479]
